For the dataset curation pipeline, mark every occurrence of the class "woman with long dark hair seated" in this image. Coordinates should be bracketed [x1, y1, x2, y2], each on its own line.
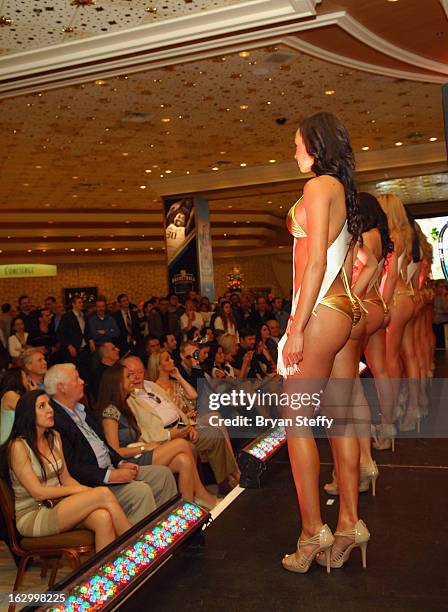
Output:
[0, 389, 132, 552]
[98, 363, 217, 509]
[0, 367, 35, 444]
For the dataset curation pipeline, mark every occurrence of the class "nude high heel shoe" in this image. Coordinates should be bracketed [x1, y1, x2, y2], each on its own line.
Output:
[316, 520, 370, 569]
[324, 462, 379, 497]
[282, 524, 335, 574]
[372, 423, 396, 452]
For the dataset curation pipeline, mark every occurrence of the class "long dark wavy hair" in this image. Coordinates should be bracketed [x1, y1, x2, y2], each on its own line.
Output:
[299, 112, 361, 242]
[405, 209, 421, 263]
[97, 364, 141, 438]
[0, 389, 57, 487]
[358, 192, 394, 260]
[0, 367, 27, 401]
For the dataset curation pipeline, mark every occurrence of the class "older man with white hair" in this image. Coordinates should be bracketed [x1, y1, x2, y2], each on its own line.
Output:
[44, 363, 177, 524]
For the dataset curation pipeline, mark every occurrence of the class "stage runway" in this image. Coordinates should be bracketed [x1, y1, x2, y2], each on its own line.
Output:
[125, 436, 447, 612]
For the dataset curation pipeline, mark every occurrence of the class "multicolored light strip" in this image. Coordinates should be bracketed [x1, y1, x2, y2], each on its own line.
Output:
[244, 427, 287, 461]
[47, 502, 206, 612]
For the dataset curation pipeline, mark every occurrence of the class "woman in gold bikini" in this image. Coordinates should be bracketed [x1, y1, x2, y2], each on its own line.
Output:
[377, 194, 415, 438]
[278, 113, 370, 574]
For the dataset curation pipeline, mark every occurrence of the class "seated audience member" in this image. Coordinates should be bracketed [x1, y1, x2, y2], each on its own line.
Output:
[271, 297, 289, 334]
[266, 319, 281, 363]
[217, 334, 243, 378]
[161, 333, 178, 358]
[180, 300, 204, 340]
[177, 341, 205, 390]
[148, 298, 180, 339]
[113, 293, 144, 356]
[57, 295, 91, 382]
[0, 389, 132, 551]
[8, 317, 29, 358]
[44, 296, 57, 316]
[0, 368, 35, 444]
[89, 342, 120, 401]
[196, 342, 211, 366]
[138, 351, 239, 491]
[234, 293, 253, 331]
[203, 345, 230, 379]
[144, 335, 161, 364]
[88, 297, 120, 348]
[233, 328, 256, 373]
[258, 323, 278, 370]
[44, 364, 177, 524]
[99, 364, 217, 509]
[28, 309, 58, 358]
[22, 348, 48, 389]
[213, 300, 239, 340]
[248, 296, 271, 331]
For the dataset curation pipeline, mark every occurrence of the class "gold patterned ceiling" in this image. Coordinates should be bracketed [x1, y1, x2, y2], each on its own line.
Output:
[0, 0, 447, 263]
[0, 0, 248, 55]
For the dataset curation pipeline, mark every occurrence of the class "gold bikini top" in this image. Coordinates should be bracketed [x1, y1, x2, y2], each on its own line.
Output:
[286, 196, 307, 238]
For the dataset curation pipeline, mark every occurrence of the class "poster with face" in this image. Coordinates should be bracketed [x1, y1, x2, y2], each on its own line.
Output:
[164, 197, 195, 263]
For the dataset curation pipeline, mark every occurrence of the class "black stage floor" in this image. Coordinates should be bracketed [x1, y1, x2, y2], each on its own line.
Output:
[127, 435, 448, 612]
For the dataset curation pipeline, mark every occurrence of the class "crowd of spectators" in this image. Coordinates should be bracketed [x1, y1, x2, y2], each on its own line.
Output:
[0, 288, 293, 556]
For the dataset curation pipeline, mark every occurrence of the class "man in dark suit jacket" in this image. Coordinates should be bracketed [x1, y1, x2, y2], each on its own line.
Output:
[57, 295, 91, 381]
[113, 293, 144, 357]
[45, 363, 177, 524]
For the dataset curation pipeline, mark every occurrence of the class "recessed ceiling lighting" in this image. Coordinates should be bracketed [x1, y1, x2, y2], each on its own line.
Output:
[395, 141, 403, 146]
[70, 248, 75, 252]
[429, 137, 438, 142]
[186, 171, 190, 174]
[362, 146, 370, 151]
[35, 165, 42, 169]
[161, 118, 171, 123]
[224, 233, 227, 237]
[150, 247, 154, 250]
[212, 167, 219, 171]
[267, 101, 272, 105]
[27, 249, 32, 253]
[95, 79, 107, 86]
[125, 247, 129, 251]
[219, 151, 227, 155]
[72, 176, 79, 179]
[269, 159, 277, 163]
[324, 90, 336, 95]
[165, 170, 172, 174]
[145, 169, 152, 173]
[122, 152, 129, 156]
[140, 185, 147, 189]
[240, 163, 247, 167]
[98, 248, 103, 251]
[240, 104, 249, 110]
[267, 200, 272, 204]
[239, 51, 250, 58]
[111, 247, 116, 251]
[84, 248, 89, 252]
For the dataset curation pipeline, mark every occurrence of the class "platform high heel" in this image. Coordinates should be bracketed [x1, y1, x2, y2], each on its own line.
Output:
[282, 524, 334, 574]
[316, 520, 370, 570]
[372, 423, 396, 452]
[359, 461, 379, 497]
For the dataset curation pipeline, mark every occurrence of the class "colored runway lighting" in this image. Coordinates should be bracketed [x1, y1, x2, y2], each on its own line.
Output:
[37, 501, 209, 612]
[238, 427, 287, 488]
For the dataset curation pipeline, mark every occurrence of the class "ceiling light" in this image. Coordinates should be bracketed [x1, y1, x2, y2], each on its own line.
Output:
[35, 165, 42, 169]
[165, 170, 172, 174]
[95, 80, 107, 86]
[84, 248, 89, 252]
[269, 159, 276, 163]
[239, 51, 250, 58]
[324, 90, 336, 95]
[240, 104, 249, 110]
[111, 247, 116, 251]
[72, 175, 79, 179]
[125, 247, 129, 251]
[267, 101, 272, 105]
[212, 167, 219, 171]
[240, 163, 247, 167]
[267, 200, 272, 204]
[186, 171, 190, 174]
[362, 146, 370, 151]
[150, 247, 154, 250]
[122, 152, 129, 156]
[145, 169, 152, 173]
[395, 141, 403, 146]
[429, 137, 438, 142]
[161, 118, 171, 123]
[27, 249, 32, 253]
[70, 248, 75, 252]
[98, 248, 103, 251]
[224, 233, 227, 237]
[140, 185, 147, 189]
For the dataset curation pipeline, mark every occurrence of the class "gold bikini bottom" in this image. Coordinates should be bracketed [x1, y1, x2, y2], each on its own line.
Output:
[363, 286, 389, 316]
[315, 293, 363, 327]
[392, 288, 414, 307]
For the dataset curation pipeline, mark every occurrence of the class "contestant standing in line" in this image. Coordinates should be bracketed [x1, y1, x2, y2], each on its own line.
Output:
[277, 112, 370, 574]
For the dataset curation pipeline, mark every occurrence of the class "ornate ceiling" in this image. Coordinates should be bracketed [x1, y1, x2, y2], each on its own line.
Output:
[0, 0, 447, 263]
